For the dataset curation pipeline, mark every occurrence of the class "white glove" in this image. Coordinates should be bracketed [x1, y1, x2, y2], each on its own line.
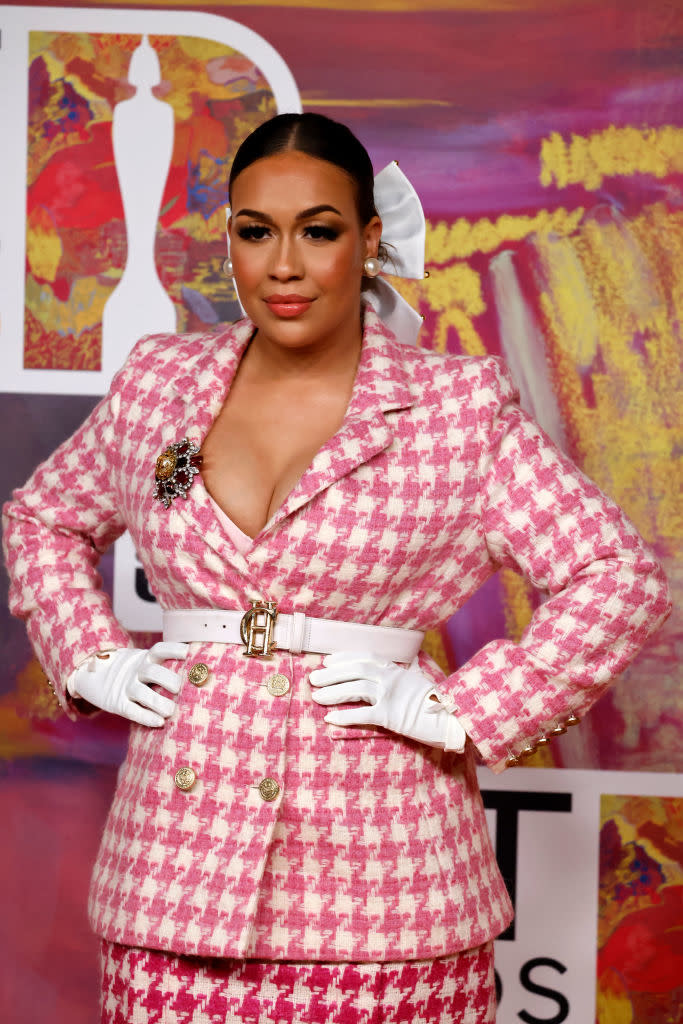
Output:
[66, 642, 189, 727]
[309, 651, 466, 751]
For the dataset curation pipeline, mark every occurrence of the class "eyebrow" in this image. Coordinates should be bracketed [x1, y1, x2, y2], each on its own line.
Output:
[234, 204, 343, 222]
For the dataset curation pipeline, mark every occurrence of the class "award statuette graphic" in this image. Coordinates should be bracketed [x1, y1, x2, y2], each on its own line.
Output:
[1, 5, 300, 395]
[101, 35, 176, 381]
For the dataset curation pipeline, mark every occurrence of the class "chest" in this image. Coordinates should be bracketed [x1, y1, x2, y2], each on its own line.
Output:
[119, 386, 487, 630]
[199, 372, 353, 538]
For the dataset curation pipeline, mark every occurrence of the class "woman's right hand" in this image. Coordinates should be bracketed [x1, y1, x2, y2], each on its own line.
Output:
[66, 642, 189, 727]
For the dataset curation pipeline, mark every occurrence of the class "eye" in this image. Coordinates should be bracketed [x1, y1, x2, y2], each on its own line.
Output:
[304, 224, 339, 241]
[237, 224, 271, 241]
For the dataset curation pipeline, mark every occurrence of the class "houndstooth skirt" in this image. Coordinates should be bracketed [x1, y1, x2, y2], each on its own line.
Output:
[100, 940, 496, 1024]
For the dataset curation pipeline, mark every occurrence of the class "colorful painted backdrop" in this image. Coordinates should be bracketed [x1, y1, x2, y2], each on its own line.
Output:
[24, 31, 274, 368]
[598, 794, 683, 1021]
[1, 1, 681, 1022]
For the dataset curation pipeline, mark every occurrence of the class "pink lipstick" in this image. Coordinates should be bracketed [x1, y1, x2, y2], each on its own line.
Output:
[264, 294, 314, 318]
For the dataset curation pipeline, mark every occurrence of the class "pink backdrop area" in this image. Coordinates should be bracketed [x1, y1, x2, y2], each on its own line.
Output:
[1, 765, 115, 1021]
[1, 2, 681, 1022]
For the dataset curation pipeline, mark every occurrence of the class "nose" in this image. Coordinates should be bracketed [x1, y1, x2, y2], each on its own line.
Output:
[269, 235, 303, 281]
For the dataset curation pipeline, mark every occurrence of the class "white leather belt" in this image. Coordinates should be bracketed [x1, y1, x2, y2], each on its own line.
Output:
[162, 604, 424, 663]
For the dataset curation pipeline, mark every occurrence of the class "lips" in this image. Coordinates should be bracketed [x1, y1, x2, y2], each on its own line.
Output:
[264, 294, 314, 318]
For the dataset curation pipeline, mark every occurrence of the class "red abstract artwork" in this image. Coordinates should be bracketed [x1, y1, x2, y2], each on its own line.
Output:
[24, 32, 276, 369]
[598, 795, 683, 1021]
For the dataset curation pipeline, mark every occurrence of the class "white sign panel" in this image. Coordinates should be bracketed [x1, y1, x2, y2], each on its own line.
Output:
[482, 767, 682, 1022]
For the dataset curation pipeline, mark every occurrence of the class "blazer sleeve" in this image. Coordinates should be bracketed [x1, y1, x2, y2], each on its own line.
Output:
[1, 351, 149, 719]
[440, 359, 672, 773]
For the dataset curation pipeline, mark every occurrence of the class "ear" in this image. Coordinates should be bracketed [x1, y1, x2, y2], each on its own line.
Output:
[363, 215, 383, 259]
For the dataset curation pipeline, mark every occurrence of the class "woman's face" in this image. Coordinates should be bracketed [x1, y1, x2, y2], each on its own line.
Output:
[228, 150, 381, 353]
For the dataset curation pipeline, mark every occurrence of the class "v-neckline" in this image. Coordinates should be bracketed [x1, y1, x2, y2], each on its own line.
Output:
[205, 492, 255, 551]
[174, 307, 414, 547]
[198, 327, 361, 543]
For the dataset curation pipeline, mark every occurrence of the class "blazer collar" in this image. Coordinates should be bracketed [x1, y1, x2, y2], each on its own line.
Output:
[168, 307, 413, 420]
[165, 307, 416, 547]
[168, 317, 255, 442]
[345, 304, 414, 416]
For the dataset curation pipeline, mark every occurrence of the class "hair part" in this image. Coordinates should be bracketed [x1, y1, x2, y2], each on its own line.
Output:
[229, 112, 390, 264]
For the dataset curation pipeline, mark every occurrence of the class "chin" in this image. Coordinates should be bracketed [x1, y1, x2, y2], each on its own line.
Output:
[254, 311, 336, 350]
[243, 293, 361, 352]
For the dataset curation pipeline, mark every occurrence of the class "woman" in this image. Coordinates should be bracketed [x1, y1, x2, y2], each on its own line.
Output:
[3, 113, 670, 1023]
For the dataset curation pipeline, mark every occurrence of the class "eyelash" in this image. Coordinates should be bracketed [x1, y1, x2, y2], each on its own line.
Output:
[305, 224, 339, 241]
[237, 225, 270, 240]
[236, 224, 339, 242]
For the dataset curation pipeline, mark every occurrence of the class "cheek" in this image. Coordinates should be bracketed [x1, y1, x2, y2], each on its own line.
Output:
[231, 247, 262, 284]
[313, 242, 363, 290]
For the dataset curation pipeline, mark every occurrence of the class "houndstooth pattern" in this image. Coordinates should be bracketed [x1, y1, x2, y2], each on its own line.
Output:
[3, 308, 670, 962]
[100, 940, 496, 1024]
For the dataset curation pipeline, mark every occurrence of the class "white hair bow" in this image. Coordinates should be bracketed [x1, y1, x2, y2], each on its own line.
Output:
[363, 161, 426, 346]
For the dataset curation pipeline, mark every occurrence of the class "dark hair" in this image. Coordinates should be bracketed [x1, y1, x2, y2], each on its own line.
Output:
[229, 113, 388, 261]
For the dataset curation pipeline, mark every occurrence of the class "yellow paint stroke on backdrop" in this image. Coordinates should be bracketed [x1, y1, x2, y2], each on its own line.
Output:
[595, 982, 635, 1024]
[536, 202, 682, 548]
[388, 208, 585, 357]
[428, 207, 584, 260]
[421, 629, 449, 675]
[540, 125, 683, 191]
[389, 261, 487, 355]
[25, 275, 112, 338]
[0, 703, 55, 759]
[26, 206, 62, 283]
[15, 658, 62, 722]
[0, 656, 62, 756]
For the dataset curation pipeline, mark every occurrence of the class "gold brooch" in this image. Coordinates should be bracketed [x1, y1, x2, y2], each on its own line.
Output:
[153, 437, 202, 508]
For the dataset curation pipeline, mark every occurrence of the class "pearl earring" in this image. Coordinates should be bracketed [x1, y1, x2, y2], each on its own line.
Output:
[363, 256, 381, 278]
[223, 258, 233, 277]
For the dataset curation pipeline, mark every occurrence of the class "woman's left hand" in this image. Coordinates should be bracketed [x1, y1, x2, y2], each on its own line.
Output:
[309, 651, 466, 751]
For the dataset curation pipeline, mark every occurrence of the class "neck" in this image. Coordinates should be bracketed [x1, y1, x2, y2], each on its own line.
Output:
[246, 313, 363, 383]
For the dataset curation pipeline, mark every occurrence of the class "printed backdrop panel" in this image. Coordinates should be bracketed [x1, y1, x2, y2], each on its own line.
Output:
[0, 2, 681, 1023]
[597, 793, 683, 1021]
[485, 770, 683, 1023]
[24, 31, 276, 370]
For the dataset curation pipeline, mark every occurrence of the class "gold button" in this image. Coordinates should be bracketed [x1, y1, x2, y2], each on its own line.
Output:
[174, 767, 196, 791]
[258, 777, 280, 801]
[188, 662, 210, 687]
[566, 713, 581, 727]
[266, 673, 290, 697]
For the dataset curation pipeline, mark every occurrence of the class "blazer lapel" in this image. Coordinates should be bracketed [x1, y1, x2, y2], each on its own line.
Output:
[151, 310, 415, 567]
[166, 318, 255, 444]
[156, 319, 256, 576]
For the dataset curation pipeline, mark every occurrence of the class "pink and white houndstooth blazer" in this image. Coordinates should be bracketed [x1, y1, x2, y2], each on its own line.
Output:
[3, 308, 670, 962]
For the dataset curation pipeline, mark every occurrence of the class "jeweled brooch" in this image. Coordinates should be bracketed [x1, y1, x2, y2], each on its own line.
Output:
[153, 437, 202, 508]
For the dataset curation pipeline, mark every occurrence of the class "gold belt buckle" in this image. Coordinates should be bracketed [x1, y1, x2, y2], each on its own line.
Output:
[240, 600, 278, 658]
